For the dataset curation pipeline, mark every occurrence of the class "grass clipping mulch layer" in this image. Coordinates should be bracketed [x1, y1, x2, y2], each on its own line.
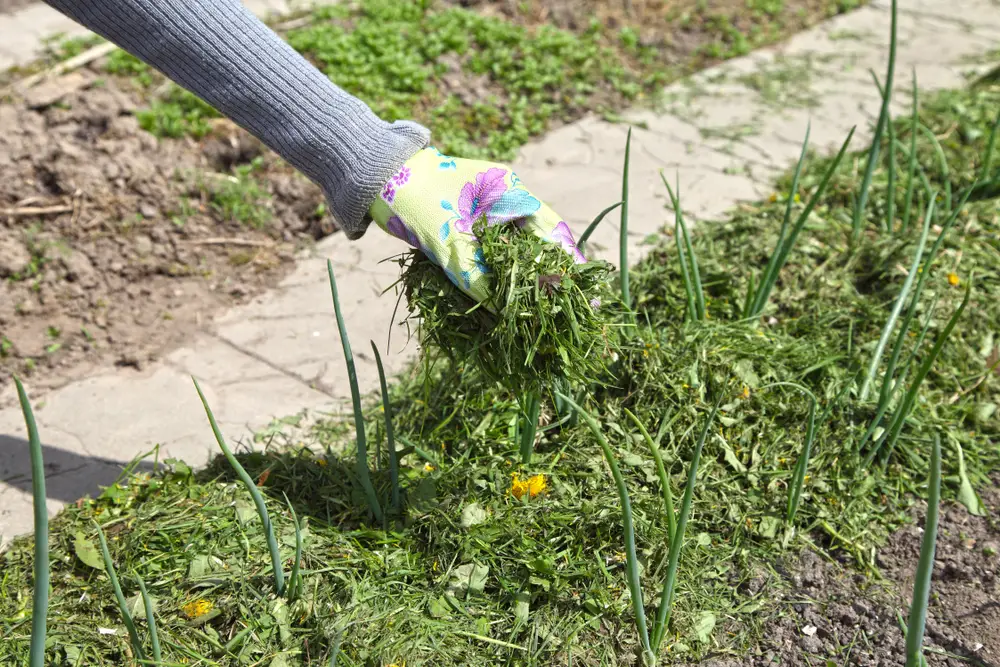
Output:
[400, 220, 626, 394]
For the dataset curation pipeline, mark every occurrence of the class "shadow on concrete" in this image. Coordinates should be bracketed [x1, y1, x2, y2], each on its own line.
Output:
[0, 433, 158, 504]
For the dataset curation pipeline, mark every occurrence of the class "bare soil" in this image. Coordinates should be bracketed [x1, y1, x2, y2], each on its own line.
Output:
[691, 480, 1000, 666]
[0, 72, 327, 402]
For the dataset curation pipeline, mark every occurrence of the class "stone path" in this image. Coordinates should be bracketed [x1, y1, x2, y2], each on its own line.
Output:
[2, 0, 999, 545]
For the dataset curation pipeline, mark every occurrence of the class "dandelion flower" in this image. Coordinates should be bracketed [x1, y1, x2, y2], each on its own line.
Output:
[182, 599, 213, 619]
[424, 463, 436, 472]
[741, 386, 750, 400]
[511, 473, 547, 499]
[947, 272, 960, 287]
[527, 474, 547, 496]
[511, 474, 529, 499]
[316, 458, 327, 468]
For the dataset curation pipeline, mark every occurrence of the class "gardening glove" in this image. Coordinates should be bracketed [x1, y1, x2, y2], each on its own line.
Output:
[368, 147, 587, 303]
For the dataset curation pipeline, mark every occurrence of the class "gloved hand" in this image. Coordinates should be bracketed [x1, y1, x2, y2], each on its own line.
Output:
[368, 147, 586, 303]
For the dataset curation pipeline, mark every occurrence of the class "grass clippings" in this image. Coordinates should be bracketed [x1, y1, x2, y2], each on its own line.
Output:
[401, 219, 625, 397]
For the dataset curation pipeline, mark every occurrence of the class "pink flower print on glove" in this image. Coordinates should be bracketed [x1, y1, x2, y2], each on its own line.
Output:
[382, 181, 396, 204]
[386, 215, 420, 248]
[392, 165, 411, 186]
[548, 221, 587, 264]
[455, 167, 509, 233]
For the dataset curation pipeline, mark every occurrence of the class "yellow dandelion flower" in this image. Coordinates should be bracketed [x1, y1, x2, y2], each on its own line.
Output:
[947, 272, 960, 287]
[424, 463, 436, 472]
[511, 473, 547, 499]
[182, 599, 213, 619]
[741, 386, 750, 400]
[768, 193, 778, 203]
[316, 458, 327, 467]
[527, 474, 547, 496]
[511, 474, 530, 500]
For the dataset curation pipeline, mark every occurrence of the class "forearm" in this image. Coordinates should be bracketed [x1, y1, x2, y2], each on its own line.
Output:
[43, 0, 429, 237]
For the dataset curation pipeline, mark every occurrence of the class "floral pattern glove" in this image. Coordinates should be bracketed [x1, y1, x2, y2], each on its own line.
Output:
[368, 147, 586, 303]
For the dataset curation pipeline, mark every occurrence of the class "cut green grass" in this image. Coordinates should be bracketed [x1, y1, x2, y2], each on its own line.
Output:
[400, 216, 625, 399]
[194, 377, 287, 596]
[94, 521, 147, 663]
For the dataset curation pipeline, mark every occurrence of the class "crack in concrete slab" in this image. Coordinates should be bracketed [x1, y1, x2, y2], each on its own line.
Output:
[178, 333, 335, 398]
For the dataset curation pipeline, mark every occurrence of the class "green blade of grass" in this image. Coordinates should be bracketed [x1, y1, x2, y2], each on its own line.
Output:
[851, 0, 897, 244]
[918, 124, 952, 211]
[620, 127, 633, 320]
[979, 109, 1000, 183]
[905, 434, 941, 667]
[135, 574, 161, 663]
[786, 398, 818, 524]
[371, 340, 400, 515]
[676, 183, 705, 321]
[752, 122, 811, 318]
[328, 628, 344, 666]
[673, 213, 697, 323]
[556, 392, 653, 663]
[900, 71, 920, 235]
[964, 108, 1000, 202]
[867, 278, 973, 466]
[741, 268, 757, 320]
[519, 392, 541, 465]
[856, 297, 938, 455]
[875, 190, 968, 413]
[578, 200, 623, 252]
[753, 127, 857, 319]
[193, 377, 285, 595]
[93, 521, 147, 663]
[859, 198, 934, 402]
[652, 400, 720, 651]
[327, 260, 383, 522]
[660, 172, 704, 321]
[887, 113, 897, 233]
[283, 493, 304, 601]
[14, 377, 48, 667]
[625, 408, 676, 540]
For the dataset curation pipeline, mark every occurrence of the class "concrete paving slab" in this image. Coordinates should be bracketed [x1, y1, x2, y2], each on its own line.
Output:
[2, 0, 1000, 545]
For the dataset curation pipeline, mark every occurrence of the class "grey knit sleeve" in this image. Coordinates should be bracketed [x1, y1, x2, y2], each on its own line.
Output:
[42, 0, 431, 239]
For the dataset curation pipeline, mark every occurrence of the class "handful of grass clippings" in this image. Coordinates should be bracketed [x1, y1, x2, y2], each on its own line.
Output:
[401, 220, 624, 395]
